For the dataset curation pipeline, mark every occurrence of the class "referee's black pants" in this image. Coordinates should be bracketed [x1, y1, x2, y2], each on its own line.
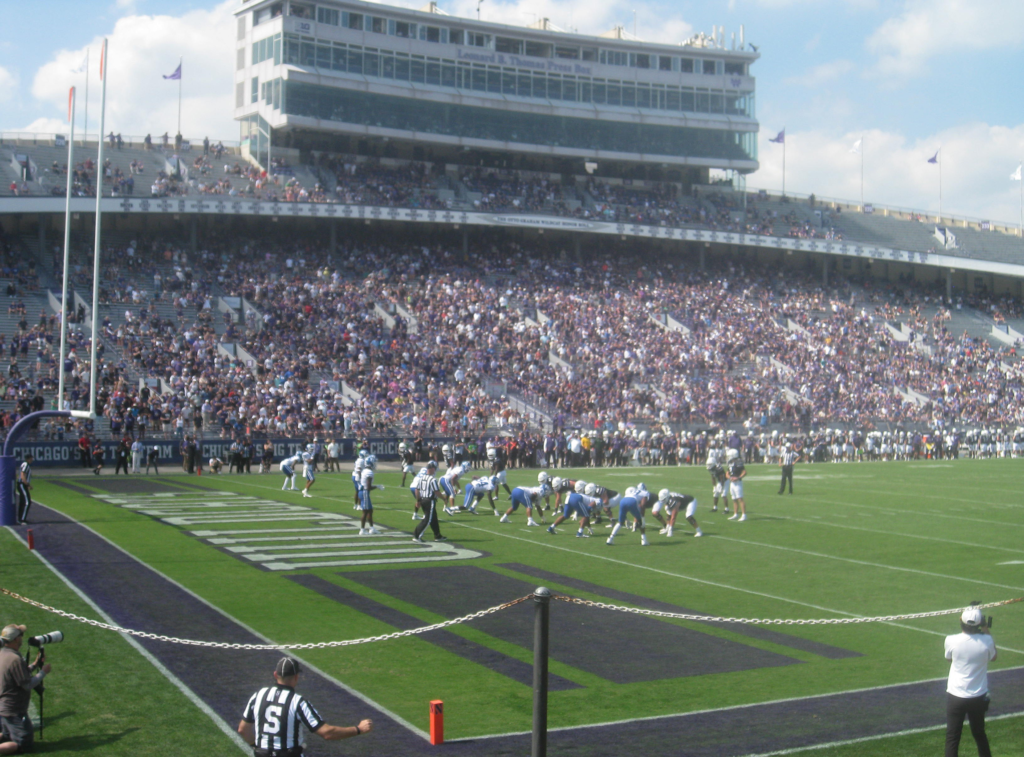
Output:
[414, 497, 442, 540]
[945, 693, 990, 757]
[17, 483, 32, 524]
[778, 465, 793, 494]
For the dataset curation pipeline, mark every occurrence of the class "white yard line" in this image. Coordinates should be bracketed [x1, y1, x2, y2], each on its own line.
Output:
[767, 514, 1024, 555]
[710, 534, 1024, 593]
[17, 501, 432, 742]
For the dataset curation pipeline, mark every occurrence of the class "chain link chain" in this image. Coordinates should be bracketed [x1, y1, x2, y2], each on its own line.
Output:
[3, 586, 1019, 647]
[552, 595, 1024, 625]
[0, 588, 531, 650]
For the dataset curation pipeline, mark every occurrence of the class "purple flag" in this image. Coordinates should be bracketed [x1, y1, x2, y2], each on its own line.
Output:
[927, 150, 939, 164]
[163, 63, 181, 80]
[768, 129, 785, 144]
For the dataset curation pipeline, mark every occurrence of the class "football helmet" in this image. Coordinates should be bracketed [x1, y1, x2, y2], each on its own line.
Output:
[726, 449, 740, 461]
[550, 476, 563, 490]
[658, 488, 670, 503]
[398, 442, 408, 453]
[624, 486, 637, 498]
[584, 483, 597, 497]
[574, 480, 587, 494]
[366, 455, 377, 469]
[538, 471, 549, 484]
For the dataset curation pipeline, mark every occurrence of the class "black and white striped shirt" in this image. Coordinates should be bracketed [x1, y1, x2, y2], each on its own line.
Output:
[416, 475, 439, 500]
[781, 450, 798, 466]
[18, 462, 31, 485]
[242, 685, 324, 752]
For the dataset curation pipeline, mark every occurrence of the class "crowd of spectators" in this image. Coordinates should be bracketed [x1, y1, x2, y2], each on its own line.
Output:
[7, 224, 1024, 449]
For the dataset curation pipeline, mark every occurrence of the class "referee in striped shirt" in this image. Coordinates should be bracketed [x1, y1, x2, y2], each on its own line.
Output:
[239, 657, 372, 757]
[778, 443, 798, 495]
[412, 466, 447, 543]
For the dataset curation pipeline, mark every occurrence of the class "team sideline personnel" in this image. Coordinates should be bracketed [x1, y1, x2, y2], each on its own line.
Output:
[239, 657, 372, 757]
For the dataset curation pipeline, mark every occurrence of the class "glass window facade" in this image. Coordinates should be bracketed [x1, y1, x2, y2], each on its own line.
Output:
[280, 33, 755, 118]
[281, 81, 756, 162]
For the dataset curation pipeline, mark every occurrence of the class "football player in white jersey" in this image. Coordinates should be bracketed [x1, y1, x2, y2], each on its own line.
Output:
[440, 462, 468, 515]
[706, 443, 730, 514]
[459, 474, 499, 515]
[498, 482, 551, 526]
[358, 455, 383, 535]
[301, 444, 316, 498]
[352, 448, 369, 509]
[652, 489, 703, 537]
[279, 452, 302, 491]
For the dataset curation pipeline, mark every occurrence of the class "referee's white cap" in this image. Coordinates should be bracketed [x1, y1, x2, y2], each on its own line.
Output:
[275, 657, 302, 677]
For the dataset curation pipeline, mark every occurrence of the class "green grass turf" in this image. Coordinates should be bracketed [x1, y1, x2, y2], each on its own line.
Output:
[0, 527, 241, 755]
[13, 458, 1024, 755]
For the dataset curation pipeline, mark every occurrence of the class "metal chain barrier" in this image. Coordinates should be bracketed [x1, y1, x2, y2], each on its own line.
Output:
[0, 587, 531, 650]
[552, 595, 1024, 625]
[3, 586, 1020, 647]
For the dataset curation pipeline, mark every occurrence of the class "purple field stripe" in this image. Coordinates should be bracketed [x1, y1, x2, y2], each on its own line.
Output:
[498, 562, 861, 659]
[287, 573, 582, 691]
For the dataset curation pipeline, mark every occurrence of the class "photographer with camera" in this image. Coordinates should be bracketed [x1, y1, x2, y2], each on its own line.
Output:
[944, 606, 997, 757]
[0, 625, 52, 755]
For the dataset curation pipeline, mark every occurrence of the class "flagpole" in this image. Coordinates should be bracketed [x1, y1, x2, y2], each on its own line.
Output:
[59, 87, 76, 411]
[782, 138, 786, 198]
[860, 135, 864, 210]
[938, 149, 942, 222]
[83, 49, 89, 146]
[90, 38, 108, 420]
[1019, 160, 1022, 238]
[177, 56, 182, 138]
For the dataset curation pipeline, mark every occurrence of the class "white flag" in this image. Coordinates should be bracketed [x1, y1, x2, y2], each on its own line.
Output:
[1012, 164, 1022, 181]
[849, 138, 862, 154]
[71, 56, 88, 74]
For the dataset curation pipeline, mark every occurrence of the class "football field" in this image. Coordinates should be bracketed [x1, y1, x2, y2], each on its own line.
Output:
[2, 458, 1023, 756]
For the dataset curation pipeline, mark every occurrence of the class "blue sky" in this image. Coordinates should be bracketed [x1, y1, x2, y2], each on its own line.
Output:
[1, 0, 1022, 222]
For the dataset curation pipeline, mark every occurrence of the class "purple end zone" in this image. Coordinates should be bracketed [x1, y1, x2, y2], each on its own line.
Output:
[499, 562, 861, 659]
[340, 565, 803, 683]
[287, 573, 582, 691]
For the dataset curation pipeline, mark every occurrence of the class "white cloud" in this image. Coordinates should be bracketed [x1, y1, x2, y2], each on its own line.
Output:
[0, 65, 18, 103]
[753, 122, 1024, 224]
[32, 1, 237, 140]
[785, 59, 854, 87]
[19, 117, 70, 134]
[867, 0, 1024, 80]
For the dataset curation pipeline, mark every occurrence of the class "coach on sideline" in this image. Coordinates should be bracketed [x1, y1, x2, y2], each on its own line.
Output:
[944, 606, 997, 757]
[239, 657, 372, 757]
[0, 624, 52, 755]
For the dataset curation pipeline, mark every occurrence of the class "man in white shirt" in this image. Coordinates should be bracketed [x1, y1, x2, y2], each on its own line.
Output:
[944, 606, 997, 757]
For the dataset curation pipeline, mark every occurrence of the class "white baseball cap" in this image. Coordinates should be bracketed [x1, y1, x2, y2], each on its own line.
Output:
[961, 607, 983, 627]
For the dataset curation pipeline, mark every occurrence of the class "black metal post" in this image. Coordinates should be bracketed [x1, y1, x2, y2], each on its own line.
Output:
[532, 586, 551, 757]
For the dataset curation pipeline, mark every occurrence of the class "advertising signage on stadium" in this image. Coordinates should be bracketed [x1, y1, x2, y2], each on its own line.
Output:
[7, 437, 414, 468]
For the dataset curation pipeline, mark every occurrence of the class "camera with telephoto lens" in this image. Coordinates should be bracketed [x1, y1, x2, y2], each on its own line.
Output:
[27, 631, 64, 648]
[970, 601, 994, 630]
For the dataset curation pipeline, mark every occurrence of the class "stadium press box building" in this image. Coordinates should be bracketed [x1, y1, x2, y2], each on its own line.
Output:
[234, 0, 760, 182]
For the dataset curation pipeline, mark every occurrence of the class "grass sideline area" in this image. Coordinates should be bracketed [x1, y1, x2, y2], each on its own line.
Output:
[0, 528, 242, 755]
[3, 458, 1023, 756]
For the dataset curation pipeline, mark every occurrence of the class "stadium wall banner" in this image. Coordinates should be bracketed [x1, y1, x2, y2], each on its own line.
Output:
[8, 437, 414, 468]
[5, 196, 1024, 279]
